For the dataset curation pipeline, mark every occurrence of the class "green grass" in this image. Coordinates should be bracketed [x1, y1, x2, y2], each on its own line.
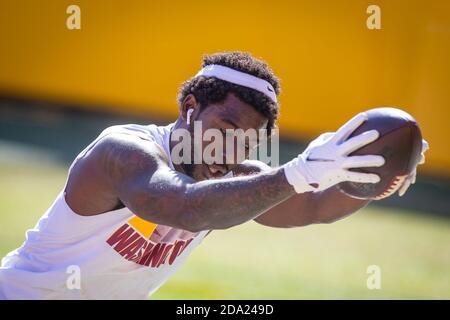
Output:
[1, 157, 449, 299]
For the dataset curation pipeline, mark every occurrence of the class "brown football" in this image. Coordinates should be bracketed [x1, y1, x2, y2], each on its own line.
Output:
[337, 107, 423, 200]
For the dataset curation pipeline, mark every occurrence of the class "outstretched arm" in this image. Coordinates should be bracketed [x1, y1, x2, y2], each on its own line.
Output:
[71, 113, 382, 232]
[98, 133, 296, 232]
[233, 160, 369, 228]
[251, 135, 429, 228]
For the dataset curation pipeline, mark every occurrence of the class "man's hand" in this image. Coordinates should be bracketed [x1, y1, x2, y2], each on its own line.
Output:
[283, 113, 385, 193]
[398, 139, 429, 196]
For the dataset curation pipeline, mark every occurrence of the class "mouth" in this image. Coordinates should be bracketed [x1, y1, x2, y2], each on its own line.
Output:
[205, 164, 225, 179]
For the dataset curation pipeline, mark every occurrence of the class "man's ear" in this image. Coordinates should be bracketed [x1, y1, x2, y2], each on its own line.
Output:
[181, 94, 199, 121]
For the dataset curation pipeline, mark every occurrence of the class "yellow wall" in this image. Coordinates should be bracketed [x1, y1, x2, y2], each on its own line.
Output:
[0, 0, 449, 176]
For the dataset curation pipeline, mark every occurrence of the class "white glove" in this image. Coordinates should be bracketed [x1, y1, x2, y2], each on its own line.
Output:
[398, 139, 429, 196]
[284, 113, 385, 193]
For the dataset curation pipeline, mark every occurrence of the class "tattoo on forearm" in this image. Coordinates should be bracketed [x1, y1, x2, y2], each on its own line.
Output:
[184, 168, 295, 230]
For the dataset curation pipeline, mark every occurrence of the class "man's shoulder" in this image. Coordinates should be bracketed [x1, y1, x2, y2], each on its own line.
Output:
[70, 123, 171, 179]
[65, 125, 171, 215]
[92, 129, 169, 168]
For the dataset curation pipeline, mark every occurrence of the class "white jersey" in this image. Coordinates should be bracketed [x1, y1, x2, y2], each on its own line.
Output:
[0, 123, 209, 299]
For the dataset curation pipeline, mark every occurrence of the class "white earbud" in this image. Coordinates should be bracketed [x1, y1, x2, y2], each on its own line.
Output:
[186, 109, 194, 125]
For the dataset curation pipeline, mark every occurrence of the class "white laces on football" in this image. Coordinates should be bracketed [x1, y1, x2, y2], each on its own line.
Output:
[284, 113, 385, 193]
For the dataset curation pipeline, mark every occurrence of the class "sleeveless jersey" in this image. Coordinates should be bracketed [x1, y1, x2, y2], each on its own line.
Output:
[0, 123, 209, 299]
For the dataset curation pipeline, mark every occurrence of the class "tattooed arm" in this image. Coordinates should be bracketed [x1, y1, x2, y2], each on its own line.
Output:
[76, 133, 297, 232]
[233, 160, 370, 228]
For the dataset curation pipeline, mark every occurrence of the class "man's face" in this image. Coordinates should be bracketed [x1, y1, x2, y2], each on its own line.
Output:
[180, 93, 269, 181]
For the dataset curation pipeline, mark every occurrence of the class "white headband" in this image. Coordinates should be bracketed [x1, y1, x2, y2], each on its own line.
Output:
[195, 64, 277, 103]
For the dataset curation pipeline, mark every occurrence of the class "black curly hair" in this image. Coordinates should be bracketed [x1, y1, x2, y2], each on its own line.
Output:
[177, 52, 281, 135]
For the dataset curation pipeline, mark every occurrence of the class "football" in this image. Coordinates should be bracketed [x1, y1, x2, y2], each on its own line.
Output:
[338, 107, 423, 200]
